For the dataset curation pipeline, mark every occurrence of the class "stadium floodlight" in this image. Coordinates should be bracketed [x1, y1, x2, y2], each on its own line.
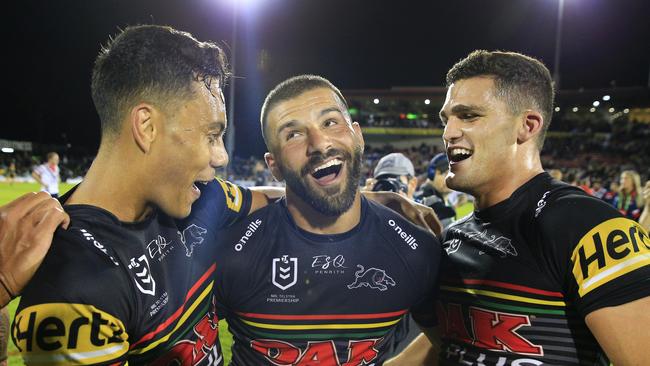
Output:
[593, 101, 600, 107]
[603, 95, 611, 101]
[589, 107, 596, 113]
[623, 108, 630, 114]
[1, 147, 14, 153]
[572, 107, 578, 112]
[424, 99, 431, 105]
[554, 107, 561, 112]
[373, 98, 379, 105]
[222, 0, 268, 169]
[608, 108, 615, 113]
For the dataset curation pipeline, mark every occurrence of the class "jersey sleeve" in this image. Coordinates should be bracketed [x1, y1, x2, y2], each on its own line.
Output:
[538, 192, 650, 316]
[187, 178, 252, 231]
[11, 231, 133, 365]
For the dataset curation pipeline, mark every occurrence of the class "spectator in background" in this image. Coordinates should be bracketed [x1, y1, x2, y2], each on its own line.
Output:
[31, 152, 60, 198]
[579, 176, 594, 196]
[614, 170, 645, 220]
[639, 180, 650, 230]
[603, 180, 619, 205]
[6, 162, 16, 185]
[372, 152, 418, 199]
[417, 153, 456, 228]
[548, 168, 563, 181]
[591, 179, 607, 200]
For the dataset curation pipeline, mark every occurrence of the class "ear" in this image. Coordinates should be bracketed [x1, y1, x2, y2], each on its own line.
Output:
[264, 152, 283, 181]
[352, 121, 365, 150]
[130, 103, 157, 153]
[517, 110, 544, 144]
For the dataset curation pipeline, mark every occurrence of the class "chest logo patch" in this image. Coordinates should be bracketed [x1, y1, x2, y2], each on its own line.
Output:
[272, 255, 298, 291]
[127, 254, 156, 296]
[178, 224, 207, 257]
[347, 265, 396, 291]
[466, 230, 518, 258]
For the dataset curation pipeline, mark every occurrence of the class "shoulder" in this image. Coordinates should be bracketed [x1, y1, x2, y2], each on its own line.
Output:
[535, 183, 623, 234]
[21, 225, 127, 305]
[14, 226, 132, 364]
[366, 198, 440, 251]
[184, 178, 253, 229]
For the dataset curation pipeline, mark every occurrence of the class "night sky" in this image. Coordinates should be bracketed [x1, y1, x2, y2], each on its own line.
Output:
[5, 0, 650, 158]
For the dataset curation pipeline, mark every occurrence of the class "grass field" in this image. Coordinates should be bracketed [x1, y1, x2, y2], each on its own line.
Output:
[2, 181, 471, 365]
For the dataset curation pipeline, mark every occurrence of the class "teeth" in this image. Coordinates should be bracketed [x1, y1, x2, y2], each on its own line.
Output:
[450, 148, 472, 156]
[313, 159, 342, 173]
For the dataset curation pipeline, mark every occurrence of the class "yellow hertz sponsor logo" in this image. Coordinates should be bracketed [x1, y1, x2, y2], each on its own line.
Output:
[571, 218, 650, 297]
[218, 179, 243, 213]
[11, 303, 129, 365]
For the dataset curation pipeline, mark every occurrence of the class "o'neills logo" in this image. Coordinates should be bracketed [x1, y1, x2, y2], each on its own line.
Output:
[235, 219, 262, 251]
[388, 219, 418, 249]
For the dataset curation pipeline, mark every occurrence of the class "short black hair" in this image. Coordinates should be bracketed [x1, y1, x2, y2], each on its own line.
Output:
[91, 25, 230, 139]
[260, 75, 349, 148]
[446, 50, 554, 148]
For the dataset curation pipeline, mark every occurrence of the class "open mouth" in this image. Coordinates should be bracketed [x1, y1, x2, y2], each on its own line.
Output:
[191, 180, 210, 195]
[310, 158, 343, 185]
[448, 148, 473, 163]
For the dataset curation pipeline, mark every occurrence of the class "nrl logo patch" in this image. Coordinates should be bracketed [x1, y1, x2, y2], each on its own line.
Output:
[272, 255, 298, 291]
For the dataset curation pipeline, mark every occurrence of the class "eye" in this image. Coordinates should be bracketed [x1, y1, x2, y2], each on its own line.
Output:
[286, 130, 300, 141]
[324, 119, 338, 127]
[459, 113, 479, 121]
[208, 133, 220, 145]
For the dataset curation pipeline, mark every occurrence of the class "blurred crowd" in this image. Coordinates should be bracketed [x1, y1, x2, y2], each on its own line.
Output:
[2, 115, 648, 228]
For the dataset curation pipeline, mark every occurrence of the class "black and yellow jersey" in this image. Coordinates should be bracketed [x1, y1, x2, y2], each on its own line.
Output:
[214, 197, 441, 365]
[438, 172, 650, 365]
[11, 179, 251, 365]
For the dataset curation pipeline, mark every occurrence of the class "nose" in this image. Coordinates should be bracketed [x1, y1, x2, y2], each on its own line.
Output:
[306, 127, 332, 156]
[442, 118, 463, 145]
[211, 143, 229, 170]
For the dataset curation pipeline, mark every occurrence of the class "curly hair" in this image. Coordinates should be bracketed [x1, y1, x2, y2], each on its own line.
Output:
[446, 50, 554, 148]
[91, 25, 230, 139]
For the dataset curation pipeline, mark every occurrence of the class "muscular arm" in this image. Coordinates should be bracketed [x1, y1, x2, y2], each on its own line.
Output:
[249, 186, 285, 213]
[586, 296, 650, 366]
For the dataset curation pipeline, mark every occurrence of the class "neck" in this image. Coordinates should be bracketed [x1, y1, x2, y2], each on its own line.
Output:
[285, 190, 362, 235]
[66, 142, 153, 222]
[474, 151, 544, 210]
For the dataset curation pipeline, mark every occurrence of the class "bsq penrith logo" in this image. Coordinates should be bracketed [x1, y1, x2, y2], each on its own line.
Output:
[272, 255, 298, 290]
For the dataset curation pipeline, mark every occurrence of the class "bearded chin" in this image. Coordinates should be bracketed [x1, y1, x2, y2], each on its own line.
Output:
[281, 145, 362, 217]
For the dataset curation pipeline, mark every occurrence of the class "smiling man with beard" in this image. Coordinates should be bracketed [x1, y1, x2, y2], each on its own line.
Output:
[213, 75, 441, 366]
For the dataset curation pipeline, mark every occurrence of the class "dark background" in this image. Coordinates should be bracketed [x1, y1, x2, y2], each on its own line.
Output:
[5, 0, 650, 158]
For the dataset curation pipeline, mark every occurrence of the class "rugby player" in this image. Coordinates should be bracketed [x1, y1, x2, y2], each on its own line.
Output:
[11, 25, 272, 365]
[213, 75, 441, 365]
[392, 50, 650, 366]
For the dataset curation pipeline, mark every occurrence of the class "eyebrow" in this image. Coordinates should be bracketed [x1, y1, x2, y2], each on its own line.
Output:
[205, 121, 225, 134]
[439, 104, 487, 120]
[275, 107, 345, 136]
[319, 107, 344, 117]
